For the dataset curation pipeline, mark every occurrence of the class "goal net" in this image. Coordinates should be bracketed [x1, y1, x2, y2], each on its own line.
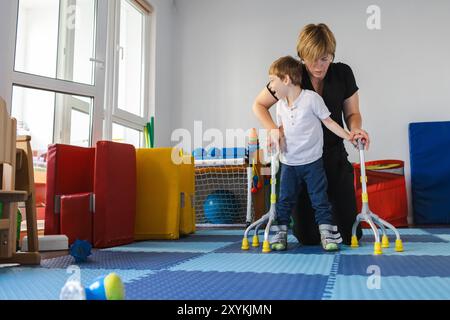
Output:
[194, 158, 253, 227]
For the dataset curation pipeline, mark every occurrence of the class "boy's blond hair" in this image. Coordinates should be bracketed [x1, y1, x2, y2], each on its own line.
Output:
[269, 56, 303, 86]
[297, 23, 336, 62]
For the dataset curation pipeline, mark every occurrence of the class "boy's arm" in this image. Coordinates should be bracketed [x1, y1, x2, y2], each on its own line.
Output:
[321, 117, 354, 142]
[313, 95, 354, 142]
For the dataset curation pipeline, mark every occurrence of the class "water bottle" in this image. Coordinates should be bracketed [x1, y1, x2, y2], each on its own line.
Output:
[59, 280, 86, 300]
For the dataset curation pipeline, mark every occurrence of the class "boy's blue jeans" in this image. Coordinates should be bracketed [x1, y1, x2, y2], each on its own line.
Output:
[276, 158, 333, 226]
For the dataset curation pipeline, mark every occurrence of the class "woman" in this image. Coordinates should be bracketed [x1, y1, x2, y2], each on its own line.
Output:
[253, 23, 370, 245]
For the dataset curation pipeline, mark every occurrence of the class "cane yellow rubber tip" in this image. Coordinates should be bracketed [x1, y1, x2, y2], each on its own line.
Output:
[351, 235, 359, 248]
[374, 242, 382, 255]
[395, 239, 404, 252]
[262, 240, 271, 253]
[362, 193, 369, 203]
[252, 235, 260, 247]
[270, 194, 276, 204]
[241, 238, 249, 250]
[382, 235, 390, 248]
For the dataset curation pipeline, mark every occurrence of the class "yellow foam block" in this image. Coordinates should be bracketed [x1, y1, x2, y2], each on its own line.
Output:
[135, 148, 181, 240]
[179, 155, 196, 235]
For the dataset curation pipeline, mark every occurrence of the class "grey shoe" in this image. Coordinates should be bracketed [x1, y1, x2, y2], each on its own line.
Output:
[270, 225, 288, 251]
[319, 224, 342, 251]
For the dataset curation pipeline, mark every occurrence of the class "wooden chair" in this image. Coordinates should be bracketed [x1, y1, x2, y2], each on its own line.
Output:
[0, 97, 40, 265]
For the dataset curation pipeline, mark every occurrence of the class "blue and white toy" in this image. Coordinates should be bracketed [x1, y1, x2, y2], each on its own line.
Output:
[85, 273, 125, 300]
[60, 272, 125, 300]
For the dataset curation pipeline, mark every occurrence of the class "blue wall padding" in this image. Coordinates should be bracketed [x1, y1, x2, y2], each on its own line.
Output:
[409, 121, 450, 224]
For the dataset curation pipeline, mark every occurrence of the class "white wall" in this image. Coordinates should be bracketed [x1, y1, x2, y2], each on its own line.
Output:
[172, 0, 450, 222]
[150, 0, 177, 147]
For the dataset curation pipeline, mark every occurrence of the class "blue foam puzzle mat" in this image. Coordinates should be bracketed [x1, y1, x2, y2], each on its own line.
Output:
[2, 228, 450, 300]
[41, 251, 203, 270]
[338, 255, 450, 277]
[125, 270, 328, 300]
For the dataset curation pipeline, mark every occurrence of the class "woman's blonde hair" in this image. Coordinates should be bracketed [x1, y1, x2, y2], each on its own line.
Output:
[297, 23, 336, 62]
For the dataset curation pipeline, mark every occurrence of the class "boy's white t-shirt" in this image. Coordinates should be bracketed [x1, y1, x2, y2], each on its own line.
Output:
[276, 89, 331, 166]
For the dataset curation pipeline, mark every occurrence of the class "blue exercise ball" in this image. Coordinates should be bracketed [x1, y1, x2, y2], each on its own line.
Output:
[203, 190, 238, 224]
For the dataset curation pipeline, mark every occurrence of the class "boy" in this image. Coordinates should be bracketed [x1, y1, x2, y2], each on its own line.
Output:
[261, 56, 354, 251]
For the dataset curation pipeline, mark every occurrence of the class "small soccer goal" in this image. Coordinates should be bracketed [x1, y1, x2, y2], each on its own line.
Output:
[194, 157, 254, 227]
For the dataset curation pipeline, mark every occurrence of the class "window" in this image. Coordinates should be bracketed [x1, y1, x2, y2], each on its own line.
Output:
[112, 123, 143, 147]
[118, 0, 145, 117]
[108, 0, 152, 147]
[9, 0, 153, 157]
[15, 0, 97, 85]
[12, 0, 106, 155]
[12, 86, 55, 153]
[14, 0, 59, 79]
[12, 85, 93, 153]
[70, 109, 91, 147]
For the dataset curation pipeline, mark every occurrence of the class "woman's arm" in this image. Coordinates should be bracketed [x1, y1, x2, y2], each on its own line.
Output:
[252, 87, 278, 130]
[321, 117, 353, 142]
[343, 91, 371, 149]
[252, 87, 283, 150]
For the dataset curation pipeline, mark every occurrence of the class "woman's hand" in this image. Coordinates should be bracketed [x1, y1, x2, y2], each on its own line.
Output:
[350, 128, 370, 150]
[346, 131, 357, 147]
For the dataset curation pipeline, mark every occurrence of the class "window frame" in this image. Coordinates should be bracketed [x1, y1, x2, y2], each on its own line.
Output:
[5, 0, 154, 148]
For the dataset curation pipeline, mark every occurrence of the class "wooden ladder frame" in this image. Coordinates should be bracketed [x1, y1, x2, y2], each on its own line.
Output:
[0, 97, 40, 265]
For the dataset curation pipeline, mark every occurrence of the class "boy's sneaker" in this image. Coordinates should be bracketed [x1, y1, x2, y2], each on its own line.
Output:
[319, 224, 342, 251]
[270, 225, 288, 251]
